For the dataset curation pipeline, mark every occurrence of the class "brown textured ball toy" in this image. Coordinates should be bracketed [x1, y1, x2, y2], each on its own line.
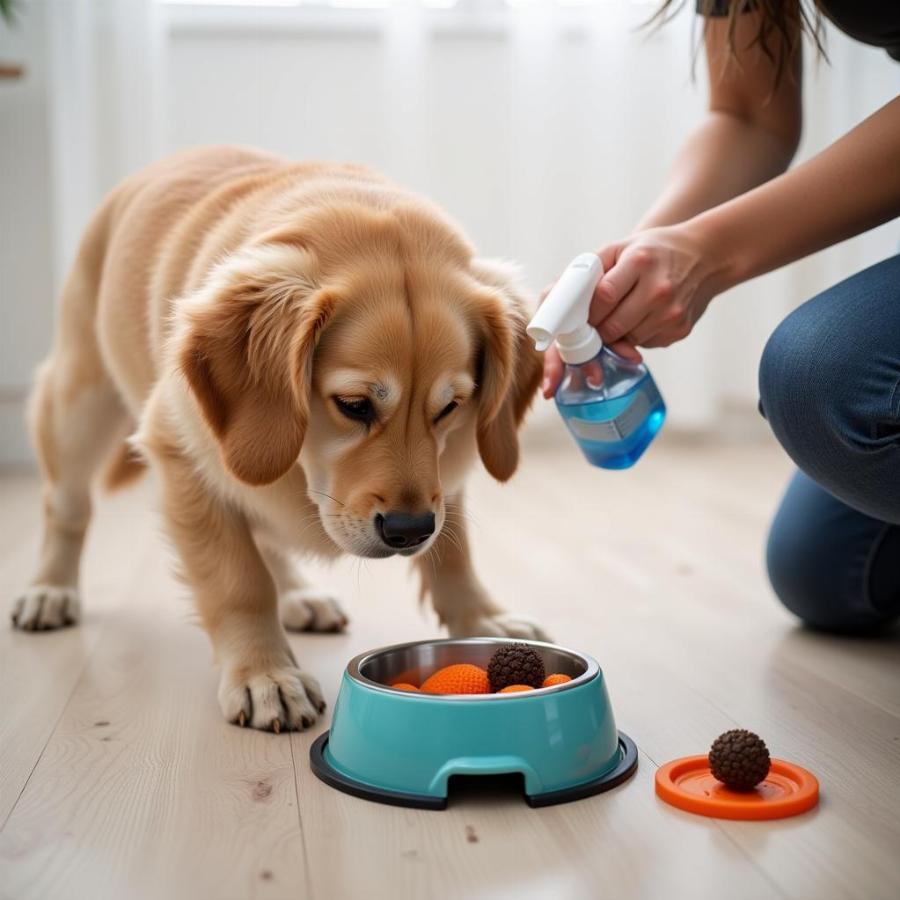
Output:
[708, 729, 771, 791]
[487, 643, 546, 692]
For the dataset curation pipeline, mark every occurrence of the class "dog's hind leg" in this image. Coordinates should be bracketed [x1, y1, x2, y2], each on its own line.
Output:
[12, 264, 129, 630]
[254, 537, 349, 633]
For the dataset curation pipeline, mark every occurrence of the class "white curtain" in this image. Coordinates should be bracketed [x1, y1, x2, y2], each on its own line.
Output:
[32, 0, 900, 436]
[45, 0, 165, 277]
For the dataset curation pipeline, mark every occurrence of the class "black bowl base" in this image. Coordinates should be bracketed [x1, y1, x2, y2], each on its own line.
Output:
[309, 731, 638, 811]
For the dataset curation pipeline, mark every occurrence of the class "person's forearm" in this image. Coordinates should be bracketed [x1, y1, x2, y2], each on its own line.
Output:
[693, 96, 900, 291]
[635, 111, 798, 231]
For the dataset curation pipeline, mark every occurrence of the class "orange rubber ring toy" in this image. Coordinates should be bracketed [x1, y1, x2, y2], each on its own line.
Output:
[655, 755, 819, 821]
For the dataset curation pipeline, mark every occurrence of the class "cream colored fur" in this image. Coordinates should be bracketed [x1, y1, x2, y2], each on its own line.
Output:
[12, 146, 547, 732]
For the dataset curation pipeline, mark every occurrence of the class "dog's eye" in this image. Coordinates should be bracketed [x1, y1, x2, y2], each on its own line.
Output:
[434, 400, 459, 423]
[334, 396, 375, 425]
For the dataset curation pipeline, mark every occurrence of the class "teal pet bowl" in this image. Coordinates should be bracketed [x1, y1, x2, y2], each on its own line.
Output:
[309, 638, 637, 809]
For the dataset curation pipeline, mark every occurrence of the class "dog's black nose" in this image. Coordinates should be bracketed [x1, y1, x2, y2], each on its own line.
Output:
[375, 512, 436, 549]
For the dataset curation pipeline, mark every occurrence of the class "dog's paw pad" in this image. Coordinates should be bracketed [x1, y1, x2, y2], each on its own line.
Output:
[219, 665, 326, 732]
[280, 589, 348, 633]
[11, 585, 81, 632]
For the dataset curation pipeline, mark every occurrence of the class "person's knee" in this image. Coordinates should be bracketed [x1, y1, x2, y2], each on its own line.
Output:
[759, 306, 832, 453]
[759, 293, 900, 524]
[758, 298, 879, 478]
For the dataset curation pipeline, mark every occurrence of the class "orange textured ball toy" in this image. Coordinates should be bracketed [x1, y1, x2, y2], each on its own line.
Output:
[420, 664, 490, 695]
[498, 684, 534, 693]
[543, 673, 572, 687]
[391, 682, 420, 692]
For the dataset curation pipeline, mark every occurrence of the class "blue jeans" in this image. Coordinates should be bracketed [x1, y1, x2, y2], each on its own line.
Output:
[759, 254, 900, 632]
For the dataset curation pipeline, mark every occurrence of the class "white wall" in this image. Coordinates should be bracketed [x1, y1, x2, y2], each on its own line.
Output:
[1, 0, 898, 464]
[0, 0, 54, 464]
[160, 2, 898, 432]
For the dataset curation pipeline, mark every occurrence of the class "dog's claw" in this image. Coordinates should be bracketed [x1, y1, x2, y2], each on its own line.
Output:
[220, 666, 323, 733]
[11, 585, 81, 632]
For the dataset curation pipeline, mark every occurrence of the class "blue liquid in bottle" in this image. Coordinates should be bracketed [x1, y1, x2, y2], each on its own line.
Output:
[555, 348, 666, 469]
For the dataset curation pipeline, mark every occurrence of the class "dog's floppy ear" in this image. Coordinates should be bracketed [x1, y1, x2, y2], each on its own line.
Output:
[178, 244, 335, 486]
[471, 259, 543, 482]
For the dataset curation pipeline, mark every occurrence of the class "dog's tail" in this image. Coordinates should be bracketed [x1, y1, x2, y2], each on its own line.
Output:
[102, 436, 147, 492]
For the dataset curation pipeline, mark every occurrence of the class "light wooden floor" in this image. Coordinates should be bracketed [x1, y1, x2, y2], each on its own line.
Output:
[1, 433, 898, 900]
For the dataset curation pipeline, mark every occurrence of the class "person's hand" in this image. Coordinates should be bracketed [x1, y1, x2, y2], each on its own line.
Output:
[542, 224, 723, 398]
[538, 289, 642, 399]
[592, 225, 720, 348]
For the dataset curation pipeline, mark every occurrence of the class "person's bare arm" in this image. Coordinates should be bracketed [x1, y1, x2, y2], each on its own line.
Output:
[635, 14, 803, 230]
[543, 10, 802, 393]
[589, 93, 900, 355]
[694, 94, 900, 288]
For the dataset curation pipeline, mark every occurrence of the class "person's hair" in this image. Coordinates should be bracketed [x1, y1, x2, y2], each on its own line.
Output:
[650, 1, 827, 87]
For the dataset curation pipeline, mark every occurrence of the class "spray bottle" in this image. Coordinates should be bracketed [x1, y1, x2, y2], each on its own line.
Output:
[527, 253, 666, 469]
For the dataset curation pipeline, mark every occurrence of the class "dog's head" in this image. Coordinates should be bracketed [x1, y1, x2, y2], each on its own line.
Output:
[177, 203, 542, 558]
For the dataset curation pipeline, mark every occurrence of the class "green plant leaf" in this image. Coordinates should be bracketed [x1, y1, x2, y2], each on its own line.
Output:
[0, 0, 18, 27]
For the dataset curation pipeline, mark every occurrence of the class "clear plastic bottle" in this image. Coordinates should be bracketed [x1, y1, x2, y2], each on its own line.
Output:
[555, 347, 666, 469]
[527, 252, 665, 470]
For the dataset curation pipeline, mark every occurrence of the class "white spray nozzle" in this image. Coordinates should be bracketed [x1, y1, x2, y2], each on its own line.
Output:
[527, 253, 604, 365]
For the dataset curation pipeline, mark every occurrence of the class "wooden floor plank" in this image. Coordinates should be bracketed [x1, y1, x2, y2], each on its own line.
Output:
[0, 477, 111, 828]
[292, 618, 781, 900]
[456, 439, 900, 900]
[0, 563, 309, 900]
[293, 734, 782, 900]
[2, 434, 898, 900]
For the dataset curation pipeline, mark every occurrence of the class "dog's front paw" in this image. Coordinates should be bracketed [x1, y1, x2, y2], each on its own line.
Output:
[280, 588, 348, 633]
[447, 612, 552, 642]
[218, 663, 326, 733]
[11, 585, 81, 631]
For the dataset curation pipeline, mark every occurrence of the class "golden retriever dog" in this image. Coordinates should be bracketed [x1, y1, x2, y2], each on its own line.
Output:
[12, 146, 547, 732]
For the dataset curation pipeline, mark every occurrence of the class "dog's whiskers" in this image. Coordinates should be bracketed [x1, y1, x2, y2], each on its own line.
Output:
[436, 522, 463, 555]
[354, 556, 365, 592]
[444, 505, 478, 529]
[307, 489, 345, 508]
